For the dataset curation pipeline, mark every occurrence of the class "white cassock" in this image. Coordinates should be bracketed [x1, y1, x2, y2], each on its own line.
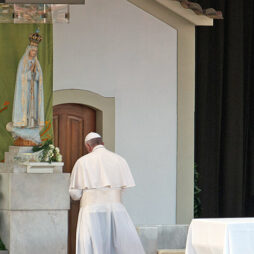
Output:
[69, 145, 145, 254]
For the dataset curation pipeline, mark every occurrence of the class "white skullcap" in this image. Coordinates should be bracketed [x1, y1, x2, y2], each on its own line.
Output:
[85, 132, 101, 143]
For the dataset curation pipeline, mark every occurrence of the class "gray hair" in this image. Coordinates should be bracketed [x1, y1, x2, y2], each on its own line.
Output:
[86, 137, 103, 148]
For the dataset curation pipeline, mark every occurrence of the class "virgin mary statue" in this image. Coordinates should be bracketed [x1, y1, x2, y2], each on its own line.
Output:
[7, 30, 44, 145]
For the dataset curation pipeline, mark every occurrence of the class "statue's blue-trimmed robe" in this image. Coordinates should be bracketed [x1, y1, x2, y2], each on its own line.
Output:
[12, 46, 44, 144]
[69, 145, 145, 254]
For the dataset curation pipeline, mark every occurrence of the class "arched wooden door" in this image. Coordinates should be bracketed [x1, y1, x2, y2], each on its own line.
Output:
[53, 103, 96, 254]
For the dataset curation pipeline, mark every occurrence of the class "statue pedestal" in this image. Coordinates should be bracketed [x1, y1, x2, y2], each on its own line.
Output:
[23, 162, 64, 173]
[0, 146, 70, 254]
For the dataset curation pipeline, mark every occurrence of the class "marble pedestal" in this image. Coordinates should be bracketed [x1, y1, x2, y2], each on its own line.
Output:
[0, 146, 70, 254]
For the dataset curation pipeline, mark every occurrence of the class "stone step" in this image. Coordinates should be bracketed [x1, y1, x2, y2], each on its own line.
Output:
[5, 152, 15, 163]
[0, 162, 27, 173]
[5, 146, 35, 163]
[158, 250, 185, 254]
[0, 162, 4, 170]
[9, 146, 33, 154]
[4, 152, 23, 163]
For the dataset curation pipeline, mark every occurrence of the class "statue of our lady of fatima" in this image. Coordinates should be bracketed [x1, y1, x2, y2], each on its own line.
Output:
[7, 30, 44, 146]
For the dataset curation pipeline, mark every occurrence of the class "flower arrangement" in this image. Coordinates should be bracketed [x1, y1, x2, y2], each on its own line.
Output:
[32, 140, 62, 163]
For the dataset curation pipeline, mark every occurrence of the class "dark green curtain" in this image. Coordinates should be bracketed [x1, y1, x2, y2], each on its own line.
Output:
[194, 0, 254, 217]
[0, 24, 53, 162]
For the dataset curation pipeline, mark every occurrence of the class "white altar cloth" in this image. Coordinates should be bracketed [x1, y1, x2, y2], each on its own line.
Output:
[186, 218, 254, 254]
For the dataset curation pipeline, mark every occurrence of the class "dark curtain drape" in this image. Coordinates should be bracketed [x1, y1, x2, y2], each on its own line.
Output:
[194, 0, 254, 217]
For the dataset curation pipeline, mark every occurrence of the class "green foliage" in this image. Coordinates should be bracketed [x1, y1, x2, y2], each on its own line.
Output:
[194, 164, 202, 218]
[32, 139, 53, 152]
[0, 238, 6, 250]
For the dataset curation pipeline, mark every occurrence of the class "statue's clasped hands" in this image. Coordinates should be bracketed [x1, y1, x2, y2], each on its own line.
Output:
[30, 63, 36, 73]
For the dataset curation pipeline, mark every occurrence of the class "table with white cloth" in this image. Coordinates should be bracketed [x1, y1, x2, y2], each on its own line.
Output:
[186, 218, 254, 254]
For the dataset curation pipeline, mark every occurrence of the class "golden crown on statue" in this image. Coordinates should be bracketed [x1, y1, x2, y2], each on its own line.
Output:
[29, 29, 42, 47]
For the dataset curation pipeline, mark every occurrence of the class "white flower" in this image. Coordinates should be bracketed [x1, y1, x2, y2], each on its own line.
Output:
[55, 147, 60, 153]
[49, 144, 54, 149]
[56, 154, 62, 162]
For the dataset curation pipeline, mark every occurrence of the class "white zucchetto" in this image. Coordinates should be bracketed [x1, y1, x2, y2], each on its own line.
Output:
[85, 132, 101, 143]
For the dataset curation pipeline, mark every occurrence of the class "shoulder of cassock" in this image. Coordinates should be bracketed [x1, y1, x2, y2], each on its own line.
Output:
[69, 146, 136, 190]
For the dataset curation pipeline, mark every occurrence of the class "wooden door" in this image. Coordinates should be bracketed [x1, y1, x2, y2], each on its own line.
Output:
[53, 103, 96, 254]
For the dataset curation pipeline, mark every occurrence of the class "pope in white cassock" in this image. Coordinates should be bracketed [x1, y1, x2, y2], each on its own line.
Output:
[69, 132, 145, 254]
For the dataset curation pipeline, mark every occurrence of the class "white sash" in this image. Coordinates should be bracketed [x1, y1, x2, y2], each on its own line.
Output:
[80, 188, 122, 207]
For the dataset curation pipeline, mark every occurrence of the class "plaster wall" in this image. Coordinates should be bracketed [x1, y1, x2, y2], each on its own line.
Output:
[53, 0, 177, 225]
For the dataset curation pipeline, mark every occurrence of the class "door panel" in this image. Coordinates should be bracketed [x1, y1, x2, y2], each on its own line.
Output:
[53, 103, 96, 254]
[67, 116, 84, 169]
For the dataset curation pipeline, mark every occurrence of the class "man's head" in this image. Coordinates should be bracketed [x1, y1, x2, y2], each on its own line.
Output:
[84, 132, 104, 153]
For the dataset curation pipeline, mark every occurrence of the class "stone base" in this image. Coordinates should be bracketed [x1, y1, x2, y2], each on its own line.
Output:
[0, 146, 34, 173]
[0, 146, 63, 174]
[24, 162, 64, 173]
[0, 211, 68, 254]
[0, 146, 70, 254]
[0, 173, 70, 210]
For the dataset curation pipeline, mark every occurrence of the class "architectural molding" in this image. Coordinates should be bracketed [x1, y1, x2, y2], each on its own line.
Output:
[53, 89, 115, 152]
[155, 0, 213, 26]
